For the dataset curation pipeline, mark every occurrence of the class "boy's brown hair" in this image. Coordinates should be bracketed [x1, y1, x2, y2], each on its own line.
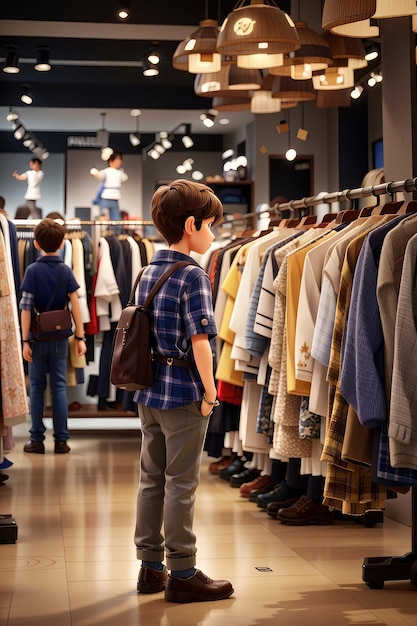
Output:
[34, 218, 66, 253]
[151, 179, 223, 245]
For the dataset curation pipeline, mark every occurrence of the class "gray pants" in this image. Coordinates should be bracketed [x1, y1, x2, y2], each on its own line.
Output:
[134, 402, 209, 571]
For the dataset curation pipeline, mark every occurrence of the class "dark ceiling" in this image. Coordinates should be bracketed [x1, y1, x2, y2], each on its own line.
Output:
[0, 1, 291, 112]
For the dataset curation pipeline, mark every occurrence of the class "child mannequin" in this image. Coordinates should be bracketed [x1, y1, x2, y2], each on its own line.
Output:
[19, 218, 87, 454]
[90, 151, 128, 220]
[12, 158, 44, 218]
[134, 179, 234, 603]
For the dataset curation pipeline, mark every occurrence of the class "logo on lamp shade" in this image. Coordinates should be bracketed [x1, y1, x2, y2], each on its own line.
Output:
[234, 18, 256, 36]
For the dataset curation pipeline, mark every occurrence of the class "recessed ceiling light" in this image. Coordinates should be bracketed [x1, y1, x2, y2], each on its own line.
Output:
[219, 118, 230, 125]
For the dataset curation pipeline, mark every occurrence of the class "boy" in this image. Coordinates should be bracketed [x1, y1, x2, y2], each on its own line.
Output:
[19, 218, 87, 454]
[90, 151, 128, 220]
[134, 179, 234, 603]
[12, 158, 44, 218]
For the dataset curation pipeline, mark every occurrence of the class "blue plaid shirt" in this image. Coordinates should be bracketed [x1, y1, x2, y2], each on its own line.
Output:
[134, 249, 217, 410]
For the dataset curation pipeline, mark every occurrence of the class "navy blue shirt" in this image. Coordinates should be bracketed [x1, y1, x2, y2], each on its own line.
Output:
[20, 255, 80, 313]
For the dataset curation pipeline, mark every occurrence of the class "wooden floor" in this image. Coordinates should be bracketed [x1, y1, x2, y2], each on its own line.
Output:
[1, 430, 417, 626]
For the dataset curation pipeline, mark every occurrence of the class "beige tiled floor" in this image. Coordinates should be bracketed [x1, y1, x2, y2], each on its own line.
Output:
[1, 432, 417, 626]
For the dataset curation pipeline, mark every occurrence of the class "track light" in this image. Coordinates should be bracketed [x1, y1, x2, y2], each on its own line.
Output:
[13, 125, 25, 140]
[21, 84, 33, 105]
[159, 131, 172, 150]
[365, 43, 379, 62]
[129, 132, 141, 146]
[6, 108, 19, 122]
[129, 108, 141, 146]
[143, 58, 159, 77]
[3, 45, 20, 74]
[182, 134, 194, 148]
[117, 0, 130, 20]
[350, 85, 364, 99]
[34, 46, 51, 71]
[200, 109, 218, 128]
[147, 43, 160, 65]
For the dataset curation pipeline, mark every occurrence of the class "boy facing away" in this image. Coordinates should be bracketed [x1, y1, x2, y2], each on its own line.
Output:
[19, 218, 87, 454]
[134, 179, 234, 603]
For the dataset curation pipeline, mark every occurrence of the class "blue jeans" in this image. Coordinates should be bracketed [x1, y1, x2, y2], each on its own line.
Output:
[28, 339, 69, 442]
[98, 198, 120, 220]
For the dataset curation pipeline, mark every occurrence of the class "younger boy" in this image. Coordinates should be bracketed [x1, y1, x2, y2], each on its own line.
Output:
[134, 179, 234, 603]
[12, 158, 44, 218]
[19, 218, 87, 454]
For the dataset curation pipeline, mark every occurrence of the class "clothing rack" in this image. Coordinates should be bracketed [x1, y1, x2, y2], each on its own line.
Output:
[223, 175, 417, 590]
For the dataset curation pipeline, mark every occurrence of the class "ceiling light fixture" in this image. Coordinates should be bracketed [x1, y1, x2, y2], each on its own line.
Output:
[365, 43, 380, 62]
[143, 58, 159, 77]
[173, 19, 221, 74]
[216, 0, 300, 69]
[129, 109, 141, 147]
[182, 134, 194, 148]
[3, 45, 20, 74]
[350, 85, 364, 99]
[322, 0, 417, 38]
[200, 109, 218, 127]
[116, 0, 130, 20]
[146, 43, 160, 65]
[34, 46, 51, 71]
[13, 125, 25, 141]
[21, 84, 33, 105]
[6, 108, 19, 122]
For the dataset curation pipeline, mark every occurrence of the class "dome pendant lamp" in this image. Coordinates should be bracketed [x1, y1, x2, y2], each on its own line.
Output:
[322, 0, 417, 37]
[216, 0, 300, 70]
[173, 19, 221, 73]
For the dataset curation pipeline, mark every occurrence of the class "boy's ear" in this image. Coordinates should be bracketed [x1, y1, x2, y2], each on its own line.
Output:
[34, 240, 41, 251]
[184, 216, 195, 235]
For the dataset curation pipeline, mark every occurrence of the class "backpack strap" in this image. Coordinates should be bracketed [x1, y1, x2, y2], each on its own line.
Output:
[128, 260, 197, 308]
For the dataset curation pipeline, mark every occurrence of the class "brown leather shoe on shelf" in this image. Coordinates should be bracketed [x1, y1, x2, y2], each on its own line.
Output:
[165, 569, 234, 603]
[276, 495, 334, 525]
[54, 441, 70, 454]
[137, 565, 168, 593]
[23, 440, 45, 454]
[208, 455, 235, 475]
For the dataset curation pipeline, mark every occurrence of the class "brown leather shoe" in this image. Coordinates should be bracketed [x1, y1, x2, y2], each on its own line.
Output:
[54, 441, 70, 454]
[165, 569, 234, 603]
[276, 495, 334, 525]
[137, 565, 168, 593]
[208, 455, 235, 475]
[23, 440, 45, 454]
[266, 497, 300, 518]
[239, 475, 278, 498]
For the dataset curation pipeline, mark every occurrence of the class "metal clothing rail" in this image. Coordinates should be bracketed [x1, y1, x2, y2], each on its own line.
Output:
[13, 219, 154, 227]
[228, 176, 417, 223]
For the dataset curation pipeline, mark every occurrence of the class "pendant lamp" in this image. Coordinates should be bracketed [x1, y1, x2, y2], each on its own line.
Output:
[271, 75, 316, 101]
[216, 0, 300, 70]
[269, 21, 333, 79]
[212, 96, 251, 111]
[323, 32, 367, 70]
[173, 19, 221, 73]
[322, 0, 417, 37]
[312, 65, 355, 90]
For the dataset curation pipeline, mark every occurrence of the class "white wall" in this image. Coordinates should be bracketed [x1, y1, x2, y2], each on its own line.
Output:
[0, 153, 65, 218]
